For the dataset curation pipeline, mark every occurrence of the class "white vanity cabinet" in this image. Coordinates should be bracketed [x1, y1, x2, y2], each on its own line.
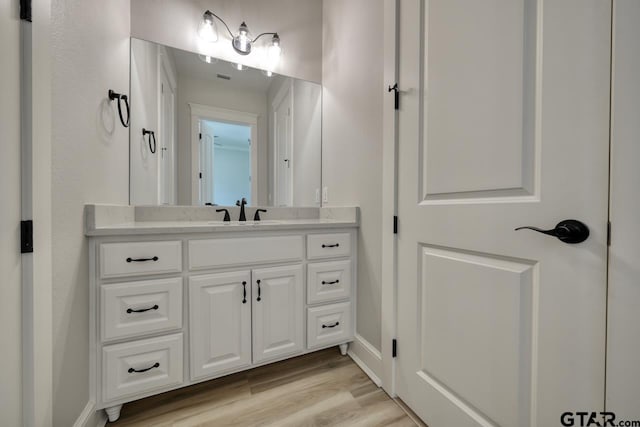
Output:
[88, 227, 357, 422]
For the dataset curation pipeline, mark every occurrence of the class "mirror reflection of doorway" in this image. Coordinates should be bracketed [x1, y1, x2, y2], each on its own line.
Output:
[199, 119, 252, 206]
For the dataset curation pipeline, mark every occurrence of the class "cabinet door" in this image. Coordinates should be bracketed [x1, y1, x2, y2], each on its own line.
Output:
[189, 271, 251, 380]
[252, 265, 304, 363]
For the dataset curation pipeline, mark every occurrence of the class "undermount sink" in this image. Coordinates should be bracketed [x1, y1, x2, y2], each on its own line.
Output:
[207, 220, 283, 225]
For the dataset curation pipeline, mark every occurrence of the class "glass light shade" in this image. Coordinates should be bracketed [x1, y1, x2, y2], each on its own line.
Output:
[265, 35, 281, 73]
[198, 13, 218, 43]
[233, 22, 252, 55]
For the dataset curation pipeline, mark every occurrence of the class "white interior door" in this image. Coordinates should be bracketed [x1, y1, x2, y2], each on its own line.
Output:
[158, 68, 175, 205]
[0, 3, 22, 425]
[274, 88, 292, 207]
[395, 1, 611, 426]
[606, 0, 640, 420]
[199, 121, 215, 205]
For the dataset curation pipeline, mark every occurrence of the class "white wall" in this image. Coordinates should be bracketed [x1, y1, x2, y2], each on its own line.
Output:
[131, 0, 323, 83]
[130, 39, 160, 204]
[130, 39, 178, 205]
[51, 1, 131, 426]
[177, 76, 268, 205]
[322, 0, 384, 351]
[292, 80, 322, 206]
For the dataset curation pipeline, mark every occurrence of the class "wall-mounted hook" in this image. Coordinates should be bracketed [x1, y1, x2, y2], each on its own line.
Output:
[108, 90, 130, 128]
[142, 128, 157, 154]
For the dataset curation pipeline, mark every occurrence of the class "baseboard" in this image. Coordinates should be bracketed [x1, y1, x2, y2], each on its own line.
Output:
[73, 401, 106, 427]
[348, 334, 383, 387]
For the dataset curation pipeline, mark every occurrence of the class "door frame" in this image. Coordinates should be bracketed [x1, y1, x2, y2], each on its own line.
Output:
[380, 0, 399, 397]
[189, 103, 258, 205]
[20, 2, 54, 425]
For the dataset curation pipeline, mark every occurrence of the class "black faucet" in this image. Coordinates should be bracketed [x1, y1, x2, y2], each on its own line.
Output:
[254, 209, 267, 221]
[236, 198, 247, 221]
[216, 209, 231, 222]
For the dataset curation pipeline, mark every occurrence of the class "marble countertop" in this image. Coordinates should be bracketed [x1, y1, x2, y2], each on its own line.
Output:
[85, 205, 359, 236]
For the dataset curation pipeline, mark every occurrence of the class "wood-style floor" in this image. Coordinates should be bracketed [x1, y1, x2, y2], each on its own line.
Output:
[111, 347, 421, 427]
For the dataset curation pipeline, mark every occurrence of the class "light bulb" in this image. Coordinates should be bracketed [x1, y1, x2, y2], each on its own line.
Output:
[198, 11, 218, 43]
[233, 22, 252, 55]
[265, 34, 281, 74]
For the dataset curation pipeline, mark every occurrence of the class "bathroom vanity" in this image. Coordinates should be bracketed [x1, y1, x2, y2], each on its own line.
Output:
[86, 205, 358, 422]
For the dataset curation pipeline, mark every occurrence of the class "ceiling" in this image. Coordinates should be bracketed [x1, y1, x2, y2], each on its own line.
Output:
[170, 46, 275, 93]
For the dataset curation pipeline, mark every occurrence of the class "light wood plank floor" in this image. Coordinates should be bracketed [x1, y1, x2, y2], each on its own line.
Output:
[111, 347, 420, 427]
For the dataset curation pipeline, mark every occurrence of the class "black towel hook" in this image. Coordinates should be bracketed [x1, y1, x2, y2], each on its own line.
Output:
[142, 128, 157, 154]
[108, 90, 130, 128]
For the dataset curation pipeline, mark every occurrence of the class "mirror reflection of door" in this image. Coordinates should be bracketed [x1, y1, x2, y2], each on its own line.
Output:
[273, 83, 293, 207]
[158, 62, 175, 205]
[199, 119, 251, 206]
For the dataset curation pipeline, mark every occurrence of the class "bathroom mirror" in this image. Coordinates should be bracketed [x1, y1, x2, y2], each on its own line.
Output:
[129, 38, 322, 207]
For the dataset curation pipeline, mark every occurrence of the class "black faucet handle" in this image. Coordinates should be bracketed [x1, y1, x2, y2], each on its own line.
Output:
[216, 209, 231, 222]
[254, 209, 268, 221]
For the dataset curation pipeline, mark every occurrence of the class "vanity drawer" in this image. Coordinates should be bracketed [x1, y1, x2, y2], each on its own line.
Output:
[99, 241, 182, 279]
[307, 260, 352, 304]
[102, 333, 183, 402]
[307, 233, 351, 260]
[189, 236, 303, 270]
[307, 302, 352, 349]
[101, 278, 183, 341]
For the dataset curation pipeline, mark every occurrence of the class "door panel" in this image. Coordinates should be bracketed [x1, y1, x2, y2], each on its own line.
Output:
[423, 0, 537, 197]
[274, 87, 292, 206]
[189, 271, 252, 380]
[396, 1, 610, 426]
[0, 2, 22, 425]
[159, 67, 175, 205]
[252, 265, 303, 363]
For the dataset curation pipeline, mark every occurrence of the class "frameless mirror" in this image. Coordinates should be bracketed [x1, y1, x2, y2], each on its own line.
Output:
[129, 37, 322, 207]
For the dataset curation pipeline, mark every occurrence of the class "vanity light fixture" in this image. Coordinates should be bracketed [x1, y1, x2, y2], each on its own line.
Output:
[197, 10, 281, 58]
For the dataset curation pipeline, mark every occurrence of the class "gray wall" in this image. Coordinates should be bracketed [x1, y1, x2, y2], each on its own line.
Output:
[322, 0, 384, 350]
[131, 0, 323, 83]
[51, 0, 131, 425]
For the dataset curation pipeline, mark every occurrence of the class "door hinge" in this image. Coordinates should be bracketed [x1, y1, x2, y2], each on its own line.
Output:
[392, 339, 397, 358]
[20, 0, 32, 22]
[21, 220, 33, 253]
[393, 216, 398, 234]
[607, 221, 611, 246]
[388, 83, 399, 110]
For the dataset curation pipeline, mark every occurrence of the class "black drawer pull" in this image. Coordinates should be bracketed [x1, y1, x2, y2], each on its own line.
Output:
[321, 280, 340, 285]
[322, 243, 339, 248]
[128, 362, 160, 374]
[322, 322, 340, 329]
[242, 281, 247, 304]
[256, 280, 262, 302]
[126, 304, 159, 314]
[126, 256, 159, 263]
